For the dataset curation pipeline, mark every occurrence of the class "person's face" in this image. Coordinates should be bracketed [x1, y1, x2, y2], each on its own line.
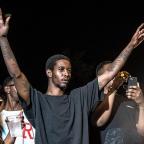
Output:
[48, 59, 72, 90]
[4, 80, 19, 101]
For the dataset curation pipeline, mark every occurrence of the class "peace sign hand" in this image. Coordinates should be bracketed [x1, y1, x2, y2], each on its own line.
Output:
[0, 8, 11, 37]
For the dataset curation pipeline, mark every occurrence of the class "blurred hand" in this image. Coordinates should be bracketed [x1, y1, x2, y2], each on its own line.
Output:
[0, 8, 11, 37]
[126, 83, 144, 106]
[128, 23, 144, 48]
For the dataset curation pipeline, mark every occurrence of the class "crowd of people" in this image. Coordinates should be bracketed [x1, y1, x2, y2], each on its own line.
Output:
[0, 8, 144, 144]
[0, 77, 35, 144]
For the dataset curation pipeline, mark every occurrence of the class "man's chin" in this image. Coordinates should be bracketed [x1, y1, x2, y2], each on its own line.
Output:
[60, 83, 68, 90]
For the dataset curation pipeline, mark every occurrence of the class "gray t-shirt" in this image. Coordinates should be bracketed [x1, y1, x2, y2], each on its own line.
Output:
[100, 95, 144, 144]
[20, 78, 102, 144]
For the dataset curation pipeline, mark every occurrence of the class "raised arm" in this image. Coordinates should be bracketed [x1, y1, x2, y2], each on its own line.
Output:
[98, 23, 144, 90]
[93, 71, 129, 126]
[0, 8, 30, 103]
[93, 90, 116, 127]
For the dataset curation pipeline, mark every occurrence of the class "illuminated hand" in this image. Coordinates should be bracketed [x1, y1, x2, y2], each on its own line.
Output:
[0, 8, 11, 37]
[126, 83, 144, 105]
[129, 23, 144, 48]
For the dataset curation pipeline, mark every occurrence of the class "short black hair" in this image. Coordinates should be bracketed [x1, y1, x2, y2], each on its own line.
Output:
[3, 76, 13, 87]
[45, 54, 70, 70]
[96, 61, 112, 76]
[0, 76, 13, 103]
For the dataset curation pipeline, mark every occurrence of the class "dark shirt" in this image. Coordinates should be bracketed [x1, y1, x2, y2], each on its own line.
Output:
[20, 78, 102, 144]
[99, 94, 144, 144]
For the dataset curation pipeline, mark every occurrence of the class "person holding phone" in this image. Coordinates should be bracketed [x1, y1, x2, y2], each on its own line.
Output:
[92, 61, 144, 144]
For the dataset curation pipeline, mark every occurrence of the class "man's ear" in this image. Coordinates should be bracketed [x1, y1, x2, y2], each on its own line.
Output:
[46, 69, 52, 78]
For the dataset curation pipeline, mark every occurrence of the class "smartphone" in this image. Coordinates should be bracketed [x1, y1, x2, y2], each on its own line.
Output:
[128, 77, 137, 87]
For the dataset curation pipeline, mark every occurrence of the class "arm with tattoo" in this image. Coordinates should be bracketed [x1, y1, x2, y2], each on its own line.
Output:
[0, 8, 30, 103]
[98, 23, 144, 90]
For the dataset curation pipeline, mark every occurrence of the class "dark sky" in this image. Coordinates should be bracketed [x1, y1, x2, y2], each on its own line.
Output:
[0, 0, 144, 92]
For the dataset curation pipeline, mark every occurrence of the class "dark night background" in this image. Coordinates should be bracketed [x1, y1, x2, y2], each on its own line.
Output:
[0, 0, 144, 143]
[0, 1, 143, 91]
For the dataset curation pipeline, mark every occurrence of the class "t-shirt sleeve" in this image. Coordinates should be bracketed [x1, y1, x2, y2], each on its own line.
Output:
[19, 85, 40, 127]
[79, 78, 104, 112]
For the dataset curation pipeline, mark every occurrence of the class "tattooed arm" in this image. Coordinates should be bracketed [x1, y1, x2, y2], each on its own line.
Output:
[98, 23, 144, 90]
[0, 8, 30, 103]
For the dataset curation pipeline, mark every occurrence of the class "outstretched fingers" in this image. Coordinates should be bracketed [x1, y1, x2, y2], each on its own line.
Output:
[137, 23, 144, 31]
[0, 8, 4, 25]
[5, 15, 11, 26]
[134, 23, 144, 36]
[138, 33, 144, 43]
[0, 8, 2, 17]
[0, 9, 11, 26]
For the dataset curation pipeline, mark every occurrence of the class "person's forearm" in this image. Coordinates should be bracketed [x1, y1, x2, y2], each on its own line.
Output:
[136, 104, 144, 136]
[0, 36, 21, 78]
[95, 92, 116, 127]
[98, 44, 134, 90]
[109, 44, 133, 80]
[109, 23, 144, 79]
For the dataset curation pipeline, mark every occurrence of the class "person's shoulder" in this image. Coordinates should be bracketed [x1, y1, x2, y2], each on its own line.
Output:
[69, 78, 98, 94]
[29, 85, 44, 96]
[69, 87, 80, 95]
[88, 78, 98, 85]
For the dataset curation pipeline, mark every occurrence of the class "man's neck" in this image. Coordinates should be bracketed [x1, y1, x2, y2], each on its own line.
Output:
[46, 86, 64, 96]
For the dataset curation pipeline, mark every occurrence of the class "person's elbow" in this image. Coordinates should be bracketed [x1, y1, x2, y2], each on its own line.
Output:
[96, 117, 107, 127]
[136, 124, 144, 136]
